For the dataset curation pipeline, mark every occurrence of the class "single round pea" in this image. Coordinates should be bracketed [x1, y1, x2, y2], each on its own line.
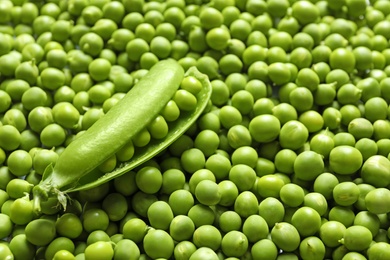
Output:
[158, 168, 185, 195]
[218, 180, 239, 207]
[329, 145, 363, 175]
[361, 155, 390, 188]
[52, 102, 80, 130]
[143, 229, 174, 259]
[7, 149, 32, 177]
[271, 222, 300, 252]
[2, 108, 27, 132]
[289, 87, 314, 112]
[219, 105, 242, 129]
[279, 120, 309, 150]
[348, 118, 374, 139]
[249, 114, 280, 143]
[173, 89, 197, 112]
[0, 125, 21, 152]
[40, 123, 66, 148]
[180, 148, 205, 174]
[298, 110, 324, 133]
[135, 166, 162, 194]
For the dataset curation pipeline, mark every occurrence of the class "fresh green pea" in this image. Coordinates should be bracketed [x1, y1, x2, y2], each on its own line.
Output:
[7, 149, 32, 177]
[0, 125, 21, 151]
[40, 123, 66, 148]
[3, 108, 27, 132]
[227, 125, 252, 149]
[279, 120, 309, 150]
[289, 87, 314, 112]
[298, 110, 324, 133]
[271, 222, 300, 252]
[339, 104, 361, 126]
[5, 79, 30, 102]
[365, 97, 388, 122]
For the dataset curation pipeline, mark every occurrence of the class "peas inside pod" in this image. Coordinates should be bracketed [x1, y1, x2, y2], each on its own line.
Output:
[1, 0, 390, 260]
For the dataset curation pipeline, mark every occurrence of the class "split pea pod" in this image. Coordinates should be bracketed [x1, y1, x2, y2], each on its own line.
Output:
[33, 60, 212, 212]
[33, 60, 182, 209]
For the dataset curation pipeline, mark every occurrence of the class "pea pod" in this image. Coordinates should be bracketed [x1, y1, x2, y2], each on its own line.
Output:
[33, 60, 211, 211]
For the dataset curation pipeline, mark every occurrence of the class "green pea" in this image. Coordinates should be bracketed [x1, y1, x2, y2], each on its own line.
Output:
[249, 114, 280, 143]
[0, 244, 13, 260]
[296, 68, 320, 91]
[299, 110, 324, 133]
[8, 234, 35, 260]
[114, 239, 140, 260]
[7, 149, 32, 177]
[348, 118, 374, 139]
[143, 229, 174, 259]
[322, 107, 342, 130]
[340, 104, 361, 126]
[279, 120, 309, 150]
[218, 105, 242, 129]
[299, 236, 326, 260]
[227, 125, 252, 149]
[367, 242, 390, 260]
[167, 189, 194, 216]
[294, 150, 324, 181]
[0, 167, 15, 192]
[3, 108, 27, 132]
[77, 32, 104, 57]
[219, 54, 243, 76]
[0, 125, 21, 151]
[5, 79, 30, 102]
[289, 87, 314, 112]
[365, 97, 388, 122]
[271, 222, 300, 252]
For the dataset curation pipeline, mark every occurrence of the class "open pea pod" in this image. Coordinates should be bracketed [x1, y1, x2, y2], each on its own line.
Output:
[66, 66, 212, 192]
[33, 60, 211, 212]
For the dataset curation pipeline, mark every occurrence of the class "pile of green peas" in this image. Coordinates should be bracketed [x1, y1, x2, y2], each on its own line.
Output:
[1, 0, 390, 259]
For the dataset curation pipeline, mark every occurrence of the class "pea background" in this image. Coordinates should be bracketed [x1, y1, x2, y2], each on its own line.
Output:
[1, 0, 390, 259]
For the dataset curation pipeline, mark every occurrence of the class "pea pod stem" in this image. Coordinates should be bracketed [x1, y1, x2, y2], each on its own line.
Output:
[33, 59, 185, 211]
